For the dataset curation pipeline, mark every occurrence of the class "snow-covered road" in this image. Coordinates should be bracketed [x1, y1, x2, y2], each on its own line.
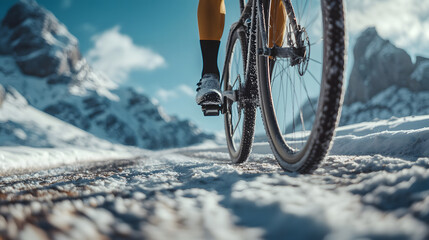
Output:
[1, 152, 428, 239]
[1, 116, 429, 239]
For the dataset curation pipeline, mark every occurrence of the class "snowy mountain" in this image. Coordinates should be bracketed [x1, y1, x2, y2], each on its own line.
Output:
[291, 27, 429, 128]
[340, 86, 429, 125]
[0, 85, 116, 148]
[340, 27, 429, 125]
[0, 0, 213, 149]
[0, 85, 148, 173]
[345, 27, 429, 105]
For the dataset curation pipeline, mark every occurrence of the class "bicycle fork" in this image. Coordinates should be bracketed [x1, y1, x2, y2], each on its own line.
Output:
[257, 0, 308, 68]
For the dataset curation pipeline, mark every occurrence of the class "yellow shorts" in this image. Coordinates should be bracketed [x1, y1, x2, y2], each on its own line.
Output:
[198, 0, 286, 47]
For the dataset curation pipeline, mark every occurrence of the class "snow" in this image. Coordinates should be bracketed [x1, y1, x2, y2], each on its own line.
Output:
[1, 148, 428, 239]
[332, 116, 429, 156]
[340, 86, 429, 125]
[1, 84, 429, 239]
[0, 85, 147, 175]
[0, 146, 145, 176]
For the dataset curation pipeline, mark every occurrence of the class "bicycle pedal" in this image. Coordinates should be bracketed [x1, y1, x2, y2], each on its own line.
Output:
[201, 105, 221, 116]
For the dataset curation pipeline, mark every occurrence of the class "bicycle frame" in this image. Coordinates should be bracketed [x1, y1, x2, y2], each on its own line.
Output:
[258, 0, 302, 58]
[221, 0, 301, 107]
[221, 0, 346, 171]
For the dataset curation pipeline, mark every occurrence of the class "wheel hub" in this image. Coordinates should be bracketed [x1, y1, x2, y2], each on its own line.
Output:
[289, 27, 310, 76]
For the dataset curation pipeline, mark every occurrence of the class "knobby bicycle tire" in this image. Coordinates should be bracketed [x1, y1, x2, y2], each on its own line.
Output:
[257, 0, 346, 172]
[224, 27, 257, 163]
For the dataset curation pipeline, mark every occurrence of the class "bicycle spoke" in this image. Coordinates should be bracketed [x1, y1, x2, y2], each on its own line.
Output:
[303, 0, 312, 27]
[305, 12, 319, 30]
[272, 60, 290, 82]
[311, 37, 323, 46]
[275, 67, 282, 115]
[296, 0, 302, 24]
[309, 58, 322, 65]
[299, 110, 306, 132]
[285, 60, 291, 132]
[307, 70, 321, 86]
[232, 75, 240, 88]
[232, 109, 242, 139]
[296, 75, 306, 144]
[300, 75, 316, 114]
[282, 63, 288, 133]
[291, 69, 296, 137]
[232, 109, 237, 136]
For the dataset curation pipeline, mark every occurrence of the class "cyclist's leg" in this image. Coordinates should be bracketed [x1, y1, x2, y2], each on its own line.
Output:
[268, 0, 286, 48]
[198, 0, 226, 77]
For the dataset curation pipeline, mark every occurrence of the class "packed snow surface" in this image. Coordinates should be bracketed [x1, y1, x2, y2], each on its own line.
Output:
[0, 115, 428, 239]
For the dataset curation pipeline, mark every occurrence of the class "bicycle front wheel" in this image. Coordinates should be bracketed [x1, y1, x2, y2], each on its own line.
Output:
[224, 28, 256, 164]
[258, 0, 346, 172]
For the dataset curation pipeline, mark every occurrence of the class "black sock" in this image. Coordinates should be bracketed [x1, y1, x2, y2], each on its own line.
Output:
[200, 40, 220, 78]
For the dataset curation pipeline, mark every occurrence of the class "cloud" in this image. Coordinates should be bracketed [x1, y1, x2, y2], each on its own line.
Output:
[86, 26, 166, 83]
[61, 0, 72, 9]
[156, 85, 194, 102]
[346, 0, 429, 55]
[178, 85, 194, 96]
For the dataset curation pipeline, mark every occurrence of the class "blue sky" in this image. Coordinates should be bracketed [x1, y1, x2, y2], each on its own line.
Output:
[1, 0, 428, 134]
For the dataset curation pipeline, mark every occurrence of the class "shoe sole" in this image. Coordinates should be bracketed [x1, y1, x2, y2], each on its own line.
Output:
[197, 92, 222, 106]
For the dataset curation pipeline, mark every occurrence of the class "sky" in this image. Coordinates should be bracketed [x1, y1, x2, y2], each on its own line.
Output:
[0, 0, 428, 134]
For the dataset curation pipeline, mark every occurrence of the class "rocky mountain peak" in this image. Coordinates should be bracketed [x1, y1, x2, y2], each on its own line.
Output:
[0, 1, 214, 149]
[0, 0, 80, 77]
[2, 0, 45, 29]
[344, 27, 429, 105]
[293, 27, 429, 127]
[411, 56, 429, 88]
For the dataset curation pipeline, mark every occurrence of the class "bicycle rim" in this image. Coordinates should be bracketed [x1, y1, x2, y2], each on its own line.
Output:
[258, 0, 346, 172]
[224, 30, 256, 163]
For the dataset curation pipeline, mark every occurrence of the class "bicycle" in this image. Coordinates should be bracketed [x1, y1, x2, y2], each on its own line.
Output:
[201, 0, 346, 173]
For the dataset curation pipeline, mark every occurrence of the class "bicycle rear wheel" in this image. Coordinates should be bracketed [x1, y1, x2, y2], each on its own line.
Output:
[224, 28, 256, 163]
[257, 0, 346, 172]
